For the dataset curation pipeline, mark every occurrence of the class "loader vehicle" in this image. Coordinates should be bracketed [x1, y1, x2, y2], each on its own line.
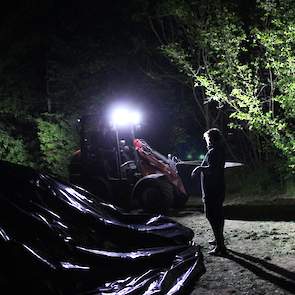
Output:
[69, 114, 197, 212]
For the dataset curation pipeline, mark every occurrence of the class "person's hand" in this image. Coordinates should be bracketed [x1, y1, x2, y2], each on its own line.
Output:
[191, 166, 201, 178]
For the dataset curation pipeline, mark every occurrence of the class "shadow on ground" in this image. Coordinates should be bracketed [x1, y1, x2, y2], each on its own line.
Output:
[168, 204, 204, 217]
[225, 249, 295, 294]
[224, 204, 295, 221]
[168, 201, 295, 221]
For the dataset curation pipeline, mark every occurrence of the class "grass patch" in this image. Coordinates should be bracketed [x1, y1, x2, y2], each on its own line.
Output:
[226, 164, 294, 199]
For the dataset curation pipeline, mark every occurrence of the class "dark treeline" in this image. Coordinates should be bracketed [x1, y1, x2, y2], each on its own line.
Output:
[0, 0, 294, 195]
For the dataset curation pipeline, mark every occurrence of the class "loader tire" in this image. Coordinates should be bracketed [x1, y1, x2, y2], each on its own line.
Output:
[87, 177, 113, 203]
[172, 190, 189, 208]
[138, 179, 174, 213]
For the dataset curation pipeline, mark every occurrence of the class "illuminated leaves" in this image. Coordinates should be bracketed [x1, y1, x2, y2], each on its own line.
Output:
[0, 130, 31, 165]
[161, 0, 295, 171]
[36, 114, 79, 178]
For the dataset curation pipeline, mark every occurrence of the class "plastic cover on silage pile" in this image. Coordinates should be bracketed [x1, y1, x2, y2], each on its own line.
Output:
[0, 161, 205, 294]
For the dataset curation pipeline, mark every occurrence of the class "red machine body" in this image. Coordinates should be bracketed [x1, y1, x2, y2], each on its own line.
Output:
[133, 139, 187, 196]
[69, 114, 191, 212]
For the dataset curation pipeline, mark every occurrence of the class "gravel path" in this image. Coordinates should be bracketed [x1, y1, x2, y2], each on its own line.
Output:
[171, 204, 295, 295]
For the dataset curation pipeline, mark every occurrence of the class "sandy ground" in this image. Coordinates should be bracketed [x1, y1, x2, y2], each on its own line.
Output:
[171, 198, 295, 295]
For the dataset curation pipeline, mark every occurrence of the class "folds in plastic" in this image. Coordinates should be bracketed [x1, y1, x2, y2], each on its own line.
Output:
[0, 161, 205, 294]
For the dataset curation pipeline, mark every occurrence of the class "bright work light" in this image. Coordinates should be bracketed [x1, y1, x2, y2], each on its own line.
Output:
[110, 106, 141, 127]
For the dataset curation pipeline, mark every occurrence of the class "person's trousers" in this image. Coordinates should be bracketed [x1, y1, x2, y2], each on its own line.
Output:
[204, 198, 225, 247]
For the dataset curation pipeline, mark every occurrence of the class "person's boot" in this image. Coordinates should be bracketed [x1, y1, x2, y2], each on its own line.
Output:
[208, 239, 216, 245]
[208, 219, 219, 244]
[208, 245, 227, 256]
[208, 222, 226, 255]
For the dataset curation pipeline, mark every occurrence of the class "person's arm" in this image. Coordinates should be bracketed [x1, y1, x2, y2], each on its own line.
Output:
[191, 149, 219, 177]
[191, 165, 203, 178]
[202, 150, 216, 174]
[191, 150, 209, 177]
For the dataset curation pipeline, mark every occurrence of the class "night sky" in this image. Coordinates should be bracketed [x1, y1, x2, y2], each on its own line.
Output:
[0, 0, 206, 152]
[0, 0, 258, 158]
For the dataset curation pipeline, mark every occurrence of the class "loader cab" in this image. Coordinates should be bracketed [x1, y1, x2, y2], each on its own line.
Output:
[78, 114, 139, 180]
[70, 113, 190, 212]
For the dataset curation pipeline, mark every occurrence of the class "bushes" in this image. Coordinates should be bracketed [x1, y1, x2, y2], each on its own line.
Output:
[36, 114, 79, 178]
[0, 130, 31, 166]
[286, 177, 295, 197]
[226, 163, 294, 198]
[0, 113, 79, 179]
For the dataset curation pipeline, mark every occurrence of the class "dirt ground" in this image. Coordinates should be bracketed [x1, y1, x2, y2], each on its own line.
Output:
[170, 197, 295, 295]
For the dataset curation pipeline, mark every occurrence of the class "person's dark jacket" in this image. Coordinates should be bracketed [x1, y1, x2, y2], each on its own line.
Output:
[200, 143, 225, 202]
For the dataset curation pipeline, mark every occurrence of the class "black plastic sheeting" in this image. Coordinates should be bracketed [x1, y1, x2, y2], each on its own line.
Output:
[0, 161, 205, 294]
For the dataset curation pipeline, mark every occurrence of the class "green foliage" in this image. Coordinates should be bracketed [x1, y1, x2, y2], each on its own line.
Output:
[160, 0, 295, 173]
[0, 113, 79, 178]
[0, 130, 31, 165]
[36, 114, 79, 178]
[162, 43, 197, 79]
[226, 164, 288, 197]
[286, 177, 295, 197]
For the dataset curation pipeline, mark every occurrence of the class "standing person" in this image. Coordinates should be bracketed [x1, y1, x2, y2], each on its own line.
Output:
[191, 128, 226, 255]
